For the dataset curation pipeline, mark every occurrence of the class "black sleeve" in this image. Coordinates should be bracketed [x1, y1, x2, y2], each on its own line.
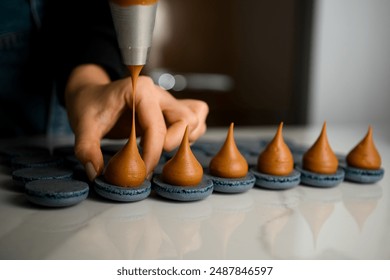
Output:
[45, 0, 128, 104]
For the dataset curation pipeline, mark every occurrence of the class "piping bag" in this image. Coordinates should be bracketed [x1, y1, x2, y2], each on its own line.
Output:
[109, 0, 158, 66]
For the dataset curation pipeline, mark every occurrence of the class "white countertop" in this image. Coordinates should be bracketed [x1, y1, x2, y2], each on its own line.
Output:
[0, 124, 388, 260]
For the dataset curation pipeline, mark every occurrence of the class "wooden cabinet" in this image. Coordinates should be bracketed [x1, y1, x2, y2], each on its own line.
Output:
[146, 0, 313, 126]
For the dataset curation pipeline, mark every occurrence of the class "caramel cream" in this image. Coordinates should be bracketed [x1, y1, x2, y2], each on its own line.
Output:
[103, 65, 147, 187]
[257, 122, 294, 176]
[161, 126, 203, 186]
[110, 0, 158, 6]
[346, 126, 381, 170]
[209, 123, 248, 178]
[302, 122, 338, 174]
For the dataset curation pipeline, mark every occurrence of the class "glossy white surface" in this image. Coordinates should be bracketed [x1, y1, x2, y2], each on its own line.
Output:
[0, 124, 388, 260]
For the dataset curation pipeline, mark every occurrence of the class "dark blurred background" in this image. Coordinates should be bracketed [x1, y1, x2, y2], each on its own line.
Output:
[145, 0, 314, 126]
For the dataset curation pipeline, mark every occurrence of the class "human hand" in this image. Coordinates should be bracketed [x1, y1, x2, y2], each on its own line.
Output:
[65, 64, 209, 181]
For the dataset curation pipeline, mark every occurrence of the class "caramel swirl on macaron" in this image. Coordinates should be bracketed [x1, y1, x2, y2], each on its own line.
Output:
[303, 122, 338, 174]
[209, 123, 248, 178]
[257, 122, 294, 176]
[346, 126, 381, 170]
[103, 118, 147, 187]
[162, 126, 203, 186]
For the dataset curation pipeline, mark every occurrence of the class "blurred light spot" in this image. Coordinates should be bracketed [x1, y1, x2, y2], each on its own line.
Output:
[151, 69, 234, 92]
[173, 74, 187, 91]
[158, 73, 175, 90]
[186, 74, 234, 92]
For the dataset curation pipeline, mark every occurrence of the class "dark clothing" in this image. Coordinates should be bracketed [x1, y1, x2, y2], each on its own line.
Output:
[0, 0, 127, 137]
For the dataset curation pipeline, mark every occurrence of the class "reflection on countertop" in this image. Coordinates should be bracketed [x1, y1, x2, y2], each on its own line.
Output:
[0, 183, 386, 259]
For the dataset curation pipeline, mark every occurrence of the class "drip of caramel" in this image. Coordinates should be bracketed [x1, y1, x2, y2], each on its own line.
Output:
[103, 65, 146, 187]
[161, 126, 203, 186]
[302, 122, 338, 174]
[257, 122, 294, 176]
[346, 126, 381, 170]
[128, 65, 143, 98]
[209, 123, 248, 178]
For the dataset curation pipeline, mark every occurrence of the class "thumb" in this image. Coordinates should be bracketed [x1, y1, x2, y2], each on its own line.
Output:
[74, 131, 104, 182]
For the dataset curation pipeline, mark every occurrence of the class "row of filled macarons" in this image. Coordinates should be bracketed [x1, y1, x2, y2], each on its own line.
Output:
[97, 121, 384, 202]
[6, 121, 384, 206]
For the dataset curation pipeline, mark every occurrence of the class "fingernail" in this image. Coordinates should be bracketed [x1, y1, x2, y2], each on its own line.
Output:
[147, 172, 153, 181]
[85, 162, 97, 181]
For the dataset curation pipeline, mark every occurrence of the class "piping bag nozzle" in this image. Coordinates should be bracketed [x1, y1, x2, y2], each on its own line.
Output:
[109, 0, 158, 66]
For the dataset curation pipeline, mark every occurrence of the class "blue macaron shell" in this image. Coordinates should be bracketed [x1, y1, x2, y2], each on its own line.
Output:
[0, 145, 50, 165]
[11, 155, 64, 170]
[25, 179, 89, 207]
[12, 167, 73, 186]
[152, 176, 214, 201]
[94, 177, 151, 202]
[251, 168, 301, 190]
[52, 145, 75, 157]
[343, 165, 384, 184]
[191, 140, 221, 157]
[296, 165, 345, 187]
[207, 172, 255, 193]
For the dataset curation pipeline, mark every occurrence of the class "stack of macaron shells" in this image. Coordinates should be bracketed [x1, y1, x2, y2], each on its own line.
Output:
[0, 145, 50, 167]
[12, 167, 73, 187]
[11, 155, 64, 170]
[25, 179, 89, 207]
[5, 145, 89, 207]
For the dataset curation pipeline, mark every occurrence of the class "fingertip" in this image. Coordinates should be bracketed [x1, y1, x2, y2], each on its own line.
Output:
[142, 148, 162, 176]
[74, 138, 104, 181]
[163, 138, 178, 152]
[164, 121, 187, 151]
[189, 123, 207, 143]
[85, 161, 98, 181]
[140, 128, 165, 176]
